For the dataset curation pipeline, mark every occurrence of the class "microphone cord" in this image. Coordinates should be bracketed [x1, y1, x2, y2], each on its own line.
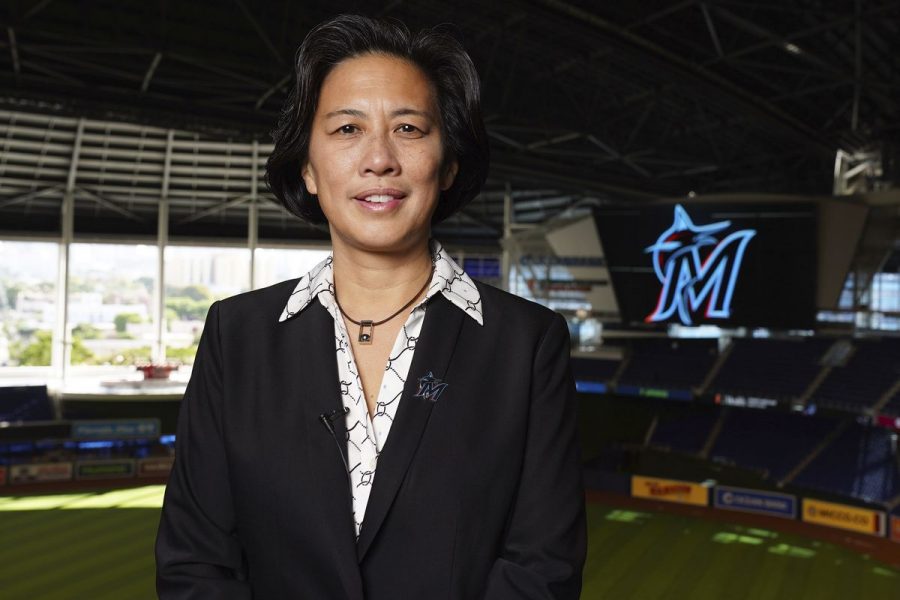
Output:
[318, 407, 358, 535]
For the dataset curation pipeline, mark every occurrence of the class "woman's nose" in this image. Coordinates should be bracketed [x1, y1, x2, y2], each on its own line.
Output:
[359, 131, 400, 177]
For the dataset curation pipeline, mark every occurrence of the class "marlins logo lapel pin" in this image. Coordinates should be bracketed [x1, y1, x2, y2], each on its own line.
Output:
[414, 371, 448, 403]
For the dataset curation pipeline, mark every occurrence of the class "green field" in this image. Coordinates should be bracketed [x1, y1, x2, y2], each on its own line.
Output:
[584, 504, 900, 599]
[0, 486, 897, 599]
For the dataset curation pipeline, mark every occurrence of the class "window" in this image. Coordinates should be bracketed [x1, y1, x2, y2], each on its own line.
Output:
[0, 241, 58, 367]
[871, 273, 899, 313]
[164, 246, 251, 364]
[253, 247, 330, 290]
[68, 244, 157, 366]
[818, 271, 899, 331]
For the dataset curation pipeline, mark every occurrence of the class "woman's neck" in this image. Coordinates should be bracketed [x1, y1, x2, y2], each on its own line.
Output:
[330, 238, 434, 321]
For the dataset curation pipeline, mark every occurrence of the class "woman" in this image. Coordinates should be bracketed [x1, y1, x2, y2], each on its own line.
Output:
[156, 14, 585, 599]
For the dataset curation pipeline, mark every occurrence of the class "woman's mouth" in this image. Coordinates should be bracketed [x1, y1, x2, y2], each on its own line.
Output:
[354, 189, 407, 212]
[360, 194, 397, 203]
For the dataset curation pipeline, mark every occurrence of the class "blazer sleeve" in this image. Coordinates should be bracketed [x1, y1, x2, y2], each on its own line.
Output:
[155, 300, 252, 599]
[482, 312, 587, 599]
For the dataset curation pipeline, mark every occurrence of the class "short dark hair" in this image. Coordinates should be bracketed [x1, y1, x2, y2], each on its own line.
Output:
[265, 14, 489, 226]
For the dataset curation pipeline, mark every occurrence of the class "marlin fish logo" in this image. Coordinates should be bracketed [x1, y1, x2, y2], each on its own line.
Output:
[645, 205, 755, 325]
[414, 371, 448, 403]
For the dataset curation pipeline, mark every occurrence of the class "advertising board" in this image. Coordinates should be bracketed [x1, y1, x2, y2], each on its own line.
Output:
[802, 498, 885, 536]
[71, 419, 160, 440]
[137, 456, 175, 478]
[631, 475, 708, 507]
[713, 486, 796, 519]
[876, 414, 900, 431]
[75, 459, 136, 480]
[9, 462, 74, 484]
[617, 385, 692, 401]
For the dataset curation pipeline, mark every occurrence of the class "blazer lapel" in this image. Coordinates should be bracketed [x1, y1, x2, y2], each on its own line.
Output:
[291, 301, 363, 596]
[356, 293, 465, 561]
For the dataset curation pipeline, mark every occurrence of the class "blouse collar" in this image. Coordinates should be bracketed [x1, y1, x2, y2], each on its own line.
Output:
[278, 238, 483, 325]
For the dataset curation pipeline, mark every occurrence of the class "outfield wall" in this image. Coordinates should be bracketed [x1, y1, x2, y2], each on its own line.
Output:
[612, 473, 899, 545]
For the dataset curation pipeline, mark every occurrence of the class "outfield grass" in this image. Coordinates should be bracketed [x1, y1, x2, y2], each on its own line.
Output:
[583, 504, 900, 599]
[0, 487, 897, 599]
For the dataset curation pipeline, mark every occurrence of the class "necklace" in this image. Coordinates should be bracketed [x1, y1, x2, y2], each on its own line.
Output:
[334, 263, 434, 345]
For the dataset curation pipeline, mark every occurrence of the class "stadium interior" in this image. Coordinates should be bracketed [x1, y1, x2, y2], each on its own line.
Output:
[0, 1, 899, 598]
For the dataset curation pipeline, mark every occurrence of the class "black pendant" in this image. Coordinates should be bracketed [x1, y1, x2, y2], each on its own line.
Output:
[358, 320, 374, 344]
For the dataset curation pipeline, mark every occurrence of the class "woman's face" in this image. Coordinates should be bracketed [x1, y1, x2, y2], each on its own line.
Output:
[302, 53, 457, 255]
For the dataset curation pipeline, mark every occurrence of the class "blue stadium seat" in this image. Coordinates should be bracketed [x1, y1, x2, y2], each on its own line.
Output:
[0, 385, 54, 422]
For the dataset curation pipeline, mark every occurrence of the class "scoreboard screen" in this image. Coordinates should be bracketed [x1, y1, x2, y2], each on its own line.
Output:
[594, 203, 817, 329]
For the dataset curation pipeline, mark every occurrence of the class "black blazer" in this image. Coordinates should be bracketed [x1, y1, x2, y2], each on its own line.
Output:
[155, 277, 586, 599]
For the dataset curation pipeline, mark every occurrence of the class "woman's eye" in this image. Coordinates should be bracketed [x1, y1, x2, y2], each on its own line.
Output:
[337, 124, 359, 134]
[397, 124, 421, 134]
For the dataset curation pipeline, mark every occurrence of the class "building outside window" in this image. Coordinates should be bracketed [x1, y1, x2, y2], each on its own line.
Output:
[68, 243, 158, 367]
[253, 247, 330, 290]
[163, 246, 251, 365]
[0, 241, 58, 367]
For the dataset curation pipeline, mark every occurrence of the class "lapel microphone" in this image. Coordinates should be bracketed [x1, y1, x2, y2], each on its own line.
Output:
[318, 407, 352, 483]
[318, 406, 349, 435]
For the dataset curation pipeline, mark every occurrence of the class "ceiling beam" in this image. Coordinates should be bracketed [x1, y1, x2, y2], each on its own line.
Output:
[22, 0, 56, 22]
[454, 209, 501, 235]
[486, 129, 525, 150]
[232, 0, 285, 65]
[530, 0, 836, 155]
[24, 46, 144, 83]
[699, 3, 724, 58]
[586, 135, 652, 178]
[141, 52, 163, 93]
[490, 152, 661, 200]
[626, 0, 701, 29]
[7, 27, 20, 78]
[0, 185, 63, 209]
[19, 58, 84, 85]
[708, 3, 896, 119]
[163, 52, 270, 88]
[526, 132, 581, 150]
[255, 73, 290, 110]
[174, 192, 253, 225]
[705, 2, 898, 67]
[76, 186, 148, 223]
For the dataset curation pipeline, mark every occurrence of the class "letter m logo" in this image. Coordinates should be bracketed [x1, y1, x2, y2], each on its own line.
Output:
[644, 205, 756, 325]
[414, 371, 448, 403]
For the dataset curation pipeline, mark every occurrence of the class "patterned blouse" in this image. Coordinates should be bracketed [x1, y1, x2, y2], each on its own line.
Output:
[278, 238, 483, 538]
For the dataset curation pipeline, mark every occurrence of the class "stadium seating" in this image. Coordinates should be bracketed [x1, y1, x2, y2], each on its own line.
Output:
[648, 405, 719, 454]
[790, 421, 900, 503]
[571, 356, 620, 386]
[709, 409, 841, 481]
[0, 385, 54, 422]
[618, 338, 718, 391]
[709, 338, 833, 400]
[882, 388, 900, 417]
[811, 339, 900, 412]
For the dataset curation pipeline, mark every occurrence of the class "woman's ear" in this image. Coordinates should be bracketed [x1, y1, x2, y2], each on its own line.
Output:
[440, 159, 459, 191]
[301, 162, 318, 195]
